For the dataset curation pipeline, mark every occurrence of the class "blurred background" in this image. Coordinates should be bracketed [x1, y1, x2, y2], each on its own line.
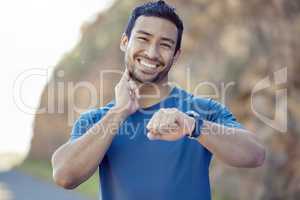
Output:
[0, 0, 299, 199]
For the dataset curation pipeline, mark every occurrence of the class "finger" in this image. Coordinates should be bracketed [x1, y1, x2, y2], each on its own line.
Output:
[147, 127, 162, 140]
[158, 114, 171, 134]
[147, 111, 159, 130]
[165, 111, 177, 127]
[156, 109, 175, 133]
[128, 80, 140, 98]
[166, 122, 180, 133]
[152, 112, 162, 133]
[147, 130, 180, 141]
[120, 68, 130, 82]
[147, 132, 161, 140]
[148, 121, 162, 136]
[159, 122, 180, 135]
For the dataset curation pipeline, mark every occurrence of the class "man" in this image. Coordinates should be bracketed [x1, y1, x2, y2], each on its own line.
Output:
[51, 1, 265, 200]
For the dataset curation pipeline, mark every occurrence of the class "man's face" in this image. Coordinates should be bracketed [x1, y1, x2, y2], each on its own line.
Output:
[120, 16, 180, 83]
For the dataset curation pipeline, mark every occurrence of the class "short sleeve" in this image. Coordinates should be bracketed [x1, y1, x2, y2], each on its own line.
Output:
[70, 109, 103, 141]
[207, 99, 244, 129]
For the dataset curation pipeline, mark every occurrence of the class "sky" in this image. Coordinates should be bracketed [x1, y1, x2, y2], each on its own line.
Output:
[0, 0, 115, 155]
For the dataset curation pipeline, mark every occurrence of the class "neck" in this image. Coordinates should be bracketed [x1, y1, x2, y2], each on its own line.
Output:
[136, 78, 173, 108]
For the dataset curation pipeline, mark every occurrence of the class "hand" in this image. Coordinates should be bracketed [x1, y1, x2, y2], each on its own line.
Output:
[114, 69, 140, 116]
[146, 108, 195, 141]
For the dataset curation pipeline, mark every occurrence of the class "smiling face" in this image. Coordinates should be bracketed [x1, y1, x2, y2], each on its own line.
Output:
[120, 16, 181, 83]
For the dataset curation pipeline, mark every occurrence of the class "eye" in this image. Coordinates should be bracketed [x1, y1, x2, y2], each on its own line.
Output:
[137, 37, 148, 42]
[160, 43, 172, 49]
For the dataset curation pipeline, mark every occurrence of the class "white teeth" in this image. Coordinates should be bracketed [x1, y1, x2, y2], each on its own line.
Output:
[140, 60, 157, 68]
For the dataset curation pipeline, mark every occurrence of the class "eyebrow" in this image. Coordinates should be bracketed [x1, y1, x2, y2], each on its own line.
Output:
[136, 30, 175, 45]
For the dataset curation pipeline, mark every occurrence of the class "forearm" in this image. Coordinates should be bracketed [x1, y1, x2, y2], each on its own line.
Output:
[52, 107, 128, 188]
[198, 120, 265, 168]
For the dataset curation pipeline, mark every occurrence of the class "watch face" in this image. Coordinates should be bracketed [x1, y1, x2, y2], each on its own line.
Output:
[186, 111, 203, 139]
[186, 110, 199, 118]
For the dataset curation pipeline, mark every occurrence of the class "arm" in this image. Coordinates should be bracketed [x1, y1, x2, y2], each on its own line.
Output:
[51, 108, 128, 189]
[146, 108, 265, 168]
[198, 120, 266, 168]
[51, 69, 139, 189]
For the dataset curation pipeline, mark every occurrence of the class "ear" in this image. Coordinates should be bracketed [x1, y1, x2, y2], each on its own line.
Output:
[120, 33, 129, 52]
[172, 49, 181, 64]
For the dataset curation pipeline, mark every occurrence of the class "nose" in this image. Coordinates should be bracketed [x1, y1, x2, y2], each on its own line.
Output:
[145, 43, 160, 60]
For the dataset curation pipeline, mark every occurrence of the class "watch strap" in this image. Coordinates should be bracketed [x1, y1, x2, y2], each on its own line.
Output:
[186, 111, 203, 139]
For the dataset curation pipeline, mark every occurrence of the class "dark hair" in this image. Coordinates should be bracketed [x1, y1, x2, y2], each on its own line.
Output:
[125, 0, 184, 53]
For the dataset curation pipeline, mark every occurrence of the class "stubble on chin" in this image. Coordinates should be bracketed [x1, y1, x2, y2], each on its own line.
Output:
[129, 66, 172, 84]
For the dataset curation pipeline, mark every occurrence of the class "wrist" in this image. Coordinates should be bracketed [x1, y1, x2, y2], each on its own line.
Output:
[186, 111, 203, 140]
[185, 116, 196, 137]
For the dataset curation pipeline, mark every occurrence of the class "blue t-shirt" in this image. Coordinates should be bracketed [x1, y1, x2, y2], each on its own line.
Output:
[70, 86, 244, 200]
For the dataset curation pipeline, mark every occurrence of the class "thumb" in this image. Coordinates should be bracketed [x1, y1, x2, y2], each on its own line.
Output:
[129, 80, 140, 99]
[147, 132, 160, 140]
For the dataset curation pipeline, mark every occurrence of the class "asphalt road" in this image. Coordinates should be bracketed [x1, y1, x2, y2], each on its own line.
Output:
[0, 170, 95, 200]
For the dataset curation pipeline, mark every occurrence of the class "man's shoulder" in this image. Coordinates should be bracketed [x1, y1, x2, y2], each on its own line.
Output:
[70, 101, 115, 141]
[176, 87, 232, 118]
[176, 87, 213, 108]
[78, 100, 115, 123]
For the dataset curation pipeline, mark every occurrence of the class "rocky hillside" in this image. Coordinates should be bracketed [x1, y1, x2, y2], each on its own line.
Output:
[30, 0, 300, 199]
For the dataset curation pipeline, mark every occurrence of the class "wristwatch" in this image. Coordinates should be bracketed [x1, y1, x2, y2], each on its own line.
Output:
[186, 111, 204, 140]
